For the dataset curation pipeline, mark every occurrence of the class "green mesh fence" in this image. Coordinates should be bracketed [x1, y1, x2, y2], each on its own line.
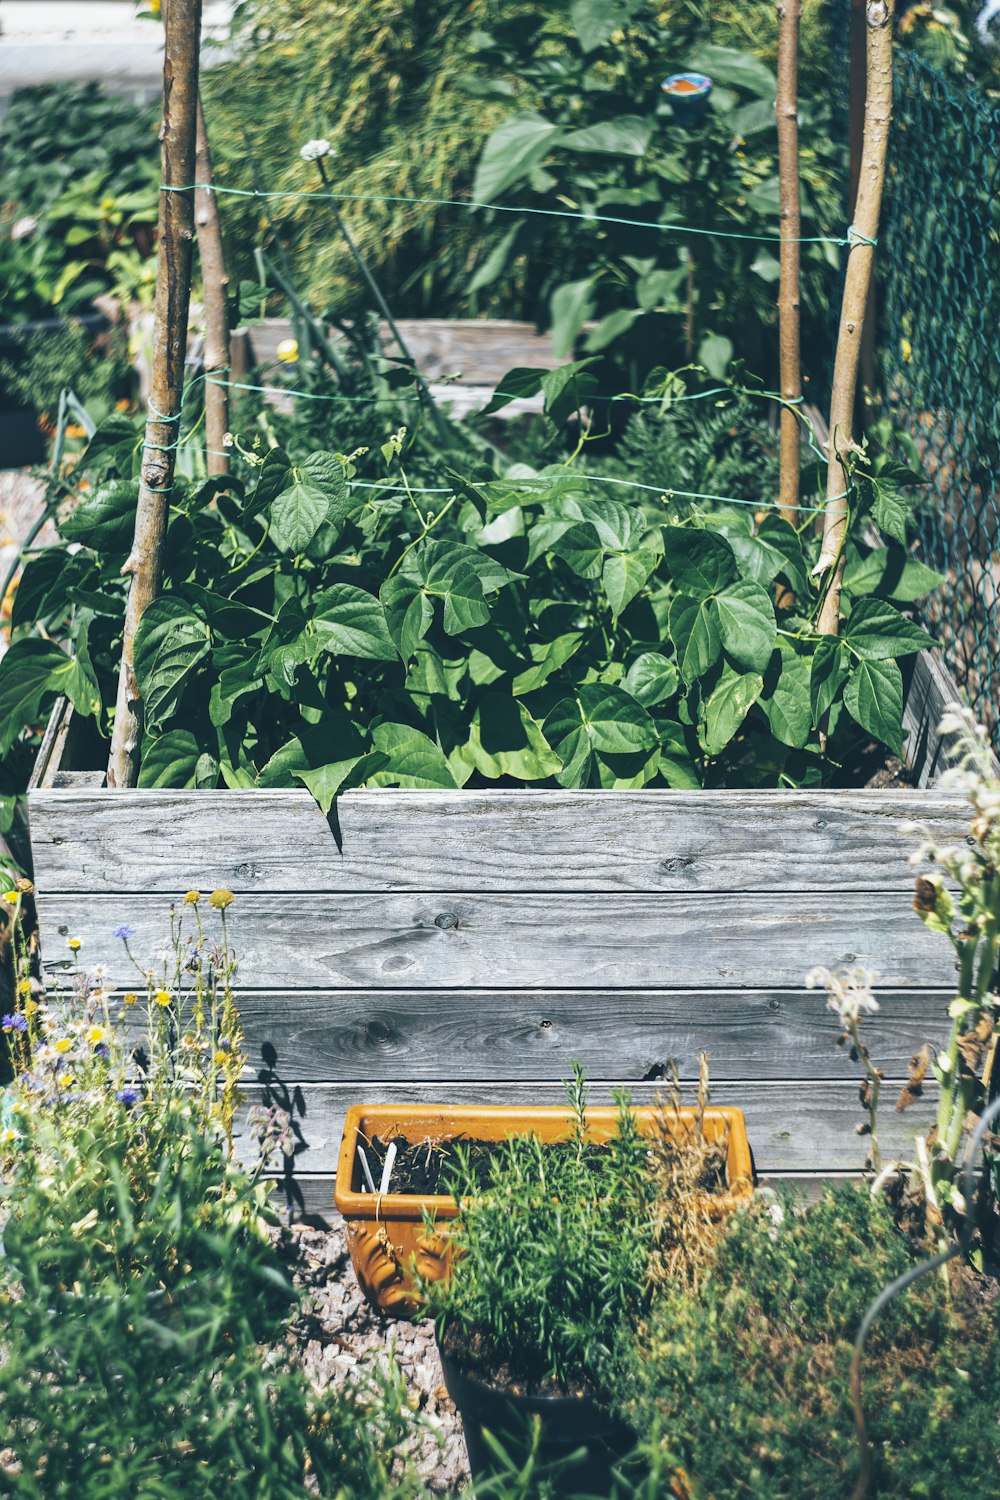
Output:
[877, 49, 1000, 747]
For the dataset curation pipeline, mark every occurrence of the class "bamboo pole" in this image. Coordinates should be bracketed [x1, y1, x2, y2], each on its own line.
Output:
[196, 96, 230, 476]
[107, 0, 202, 788]
[777, 0, 802, 529]
[816, 0, 894, 637]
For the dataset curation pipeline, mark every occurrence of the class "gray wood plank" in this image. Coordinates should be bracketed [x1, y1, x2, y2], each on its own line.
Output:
[232, 1079, 934, 1178]
[28, 787, 966, 895]
[36, 890, 956, 989]
[219, 986, 950, 1082]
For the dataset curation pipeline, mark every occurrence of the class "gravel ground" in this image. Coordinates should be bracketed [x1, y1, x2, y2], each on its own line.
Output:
[286, 1225, 470, 1494]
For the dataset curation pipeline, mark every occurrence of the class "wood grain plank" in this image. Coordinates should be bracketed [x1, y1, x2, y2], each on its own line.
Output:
[36, 890, 955, 989]
[233, 1079, 933, 1178]
[28, 787, 966, 895]
[218, 987, 950, 1082]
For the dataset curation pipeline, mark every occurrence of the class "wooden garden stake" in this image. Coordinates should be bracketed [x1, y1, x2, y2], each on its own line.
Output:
[196, 96, 231, 476]
[777, 0, 802, 531]
[107, 0, 202, 788]
[816, 0, 894, 637]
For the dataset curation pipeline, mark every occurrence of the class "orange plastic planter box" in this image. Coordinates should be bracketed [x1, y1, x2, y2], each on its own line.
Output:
[334, 1102, 753, 1318]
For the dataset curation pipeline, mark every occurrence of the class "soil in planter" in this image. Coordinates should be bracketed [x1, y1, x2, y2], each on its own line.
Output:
[362, 1131, 728, 1198]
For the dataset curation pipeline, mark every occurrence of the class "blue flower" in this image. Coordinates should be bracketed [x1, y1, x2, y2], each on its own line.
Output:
[94, 1043, 111, 1060]
[116, 1086, 141, 1106]
[2, 1013, 27, 1033]
[113, 924, 136, 941]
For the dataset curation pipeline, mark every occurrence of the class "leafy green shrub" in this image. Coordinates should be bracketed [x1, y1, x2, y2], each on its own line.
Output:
[619, 1185, 1000, 1499]
[0, 367, 942, 797]
[424, 1072, 656, 1391]
[0, 83, 159, 321]
[0, 895, 421, 1499]
[465, 9, 845, 384]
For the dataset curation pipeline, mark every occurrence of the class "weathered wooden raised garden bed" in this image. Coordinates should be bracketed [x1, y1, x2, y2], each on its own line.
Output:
[25, 643, 979, 1219]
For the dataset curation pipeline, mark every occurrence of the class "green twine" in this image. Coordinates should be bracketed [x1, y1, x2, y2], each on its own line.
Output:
[161, 182, 855, 248]
[846, 225, 878, 247]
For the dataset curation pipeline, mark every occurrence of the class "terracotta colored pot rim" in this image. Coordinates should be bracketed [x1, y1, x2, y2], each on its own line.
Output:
[335, 1102, 753, 1221]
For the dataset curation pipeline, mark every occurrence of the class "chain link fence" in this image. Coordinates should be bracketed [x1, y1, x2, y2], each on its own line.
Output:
[876, 48, 1000, 747]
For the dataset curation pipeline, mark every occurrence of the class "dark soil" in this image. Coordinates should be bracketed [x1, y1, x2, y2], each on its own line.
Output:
[361, 1131, 728, 1197]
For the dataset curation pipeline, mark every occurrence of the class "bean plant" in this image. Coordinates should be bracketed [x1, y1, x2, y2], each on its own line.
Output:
[0, 366, 942, 803]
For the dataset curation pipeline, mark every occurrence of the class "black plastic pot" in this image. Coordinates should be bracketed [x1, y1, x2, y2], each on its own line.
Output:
[438, 1339, 635, 1495]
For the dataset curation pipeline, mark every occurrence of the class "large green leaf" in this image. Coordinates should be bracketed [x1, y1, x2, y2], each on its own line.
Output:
[474, 112, 561, 200]
[12, 550, 73, 629]
[845, 599, 936, 660]
[689, 43, 777, 97]
[702, 669, 764, 756]
[60, 479, 137, 554]
[138, 729, 215, 789]
[512, 633, 583, 695]
[312, 585, 397, 661]
[456, 693, 562, 781]
[0, 639, 88, 754]
[380, 574, 434, 662]
[843, 548, 945, 604]
[577, 682, 658, 753]
[370, 722, 458, 789]
[270, 477, 330, 554]
[623, 652, 679, 707]
[844, 657, 904, 755]
[133, 597, 210, 732]
[755, 515, 810, 598]
[562, 116, 652, 156]
[429, 561, 490, 635]
[550, 522, 604, 580]
[560, 495, 646, 552]
[570, 0, 642, 52]
[603, 549, 658, 618]
[714, 580, 777, 672]
[295, 751, 389, 813]
[662, 527, 737, 599]
[550, 277, 596, 358]
[762, 640, 811, 749]
[243, 447, 292, 523]
[668, 594, 721, 685]
[810, 635, 849, 725]
[539, 359, 601, 426]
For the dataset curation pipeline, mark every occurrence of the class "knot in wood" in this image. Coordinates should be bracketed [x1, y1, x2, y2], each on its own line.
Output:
[434, 911, 459, 931]
[867, 0, 890, 25]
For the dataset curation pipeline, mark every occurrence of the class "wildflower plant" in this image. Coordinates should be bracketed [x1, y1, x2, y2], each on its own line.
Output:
[0, 894, 421, 1498]
[815, 707, 1000, 1250]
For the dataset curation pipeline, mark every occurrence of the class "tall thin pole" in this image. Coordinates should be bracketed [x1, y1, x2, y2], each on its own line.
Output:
[196, 96, 231, 476]
[816, 0, 894, 637]
[776, 0, 802, 530]
[108, 0, 202, 787]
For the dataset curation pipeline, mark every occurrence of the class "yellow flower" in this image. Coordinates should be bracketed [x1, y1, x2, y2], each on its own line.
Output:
[17, 978, 31, 997]
[123, 992, 138, 1007]
[209, 889, 234, 911]
[23, 999, 38, 1017]
[3, 891, 18, 905]
[55, 1038, 72, 1055]
[1, 1128, 17, 1144]
[57, 1072, 73, 1089]
[213, 1049, 229, 1067]
[154, 990, 172, 1008]
[67, 937, 82, 952]
[901, 336, 912, 363]
[183, 890, 201, 905]
[86, 1026, 105, 1046]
